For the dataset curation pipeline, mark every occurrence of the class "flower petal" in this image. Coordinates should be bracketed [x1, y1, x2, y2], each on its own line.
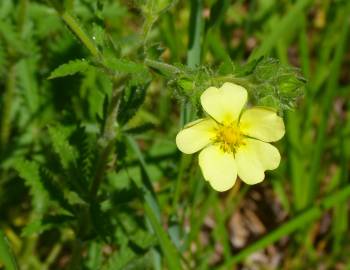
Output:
[235, 139, 281, 185]
[198, 145, 237, 192]
[200, 82, 248, 123]
[239, 107, 285, 142]
[176, 118, 217, 154]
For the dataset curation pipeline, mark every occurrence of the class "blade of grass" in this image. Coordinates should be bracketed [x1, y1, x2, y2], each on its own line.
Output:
[0, 229, 18, 270]
[180, 0, 204, 126]
[187, 0, 203, 68]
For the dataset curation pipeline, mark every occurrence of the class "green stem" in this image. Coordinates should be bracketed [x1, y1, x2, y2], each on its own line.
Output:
[89, 85, 123, 200]
[220, 185, 350, 268]
[60, 12, 101, 59]
[144, 58, 181, 76]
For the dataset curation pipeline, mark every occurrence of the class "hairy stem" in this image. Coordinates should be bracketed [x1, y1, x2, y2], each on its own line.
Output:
[60, 12, 101, 59]
[89, 75, 128, 200]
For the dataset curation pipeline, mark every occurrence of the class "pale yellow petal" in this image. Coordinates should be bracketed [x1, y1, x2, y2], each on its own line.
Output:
[198, 145, 237, 192]
[200, 82, 248, 123]
[239, 107, 285, 142]
[176, 118, 217, 154]
[235, 139, 281, 185]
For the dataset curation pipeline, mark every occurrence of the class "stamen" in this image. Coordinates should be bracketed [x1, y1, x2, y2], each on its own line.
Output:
[213, 123, 244, 153]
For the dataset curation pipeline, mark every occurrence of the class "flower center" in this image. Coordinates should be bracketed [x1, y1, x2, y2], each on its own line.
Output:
[214, 123, 244, 153]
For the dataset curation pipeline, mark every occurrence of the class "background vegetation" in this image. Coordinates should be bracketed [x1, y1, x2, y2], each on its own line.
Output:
[0, 0, 349, 269]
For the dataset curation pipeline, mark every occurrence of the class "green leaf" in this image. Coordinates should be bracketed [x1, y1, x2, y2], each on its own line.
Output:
[13, 159, 49, 215]
[14, 159, 74, 216]
[48, 59, 91, 79]
[17, 59, 40, 113]
[117, 82, 149, 126]
[47, 125, 78, 170]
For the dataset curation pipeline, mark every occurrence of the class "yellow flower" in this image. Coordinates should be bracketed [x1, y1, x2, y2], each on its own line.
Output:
[176, 82, 285, 192]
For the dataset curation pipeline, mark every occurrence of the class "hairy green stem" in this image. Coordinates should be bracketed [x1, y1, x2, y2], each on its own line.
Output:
[49, 0, 102, 59]
[60, 12, 101, 59]
[144, 58, 181, 76]
[89, 86, 122, 200]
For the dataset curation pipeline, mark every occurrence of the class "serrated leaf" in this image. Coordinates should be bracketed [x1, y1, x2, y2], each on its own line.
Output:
[47, 125, 78, 170]
[70, 126, 98, 181]
[48, 59, 90, 79]
[117, 83, 149, 126]
[39, 167, 75, 212]
[13, 159, 49, 215]
[17, 59, 40, 113]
